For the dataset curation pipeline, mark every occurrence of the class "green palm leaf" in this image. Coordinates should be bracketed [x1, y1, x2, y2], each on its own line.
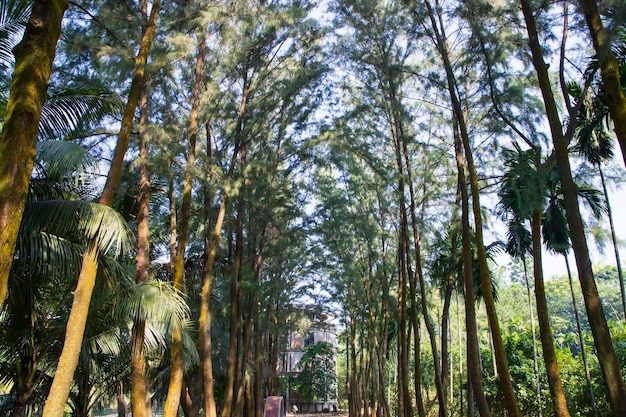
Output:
[38, 84, 124, 141]
[505, 217, 532, 260]
[34, 140, 98, 182]
[0, 0, 30, 75]
[542, 197, 570, 255]
[578, 184, 607, 219]
[29, 140, 99, 201]
[113, 280, 191, 352]
[18, 200, 135, 256]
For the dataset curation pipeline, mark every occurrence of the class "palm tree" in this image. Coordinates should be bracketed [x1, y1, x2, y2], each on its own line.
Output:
[569, 79, 626, 321]
[541, 169, 606, 417]
[0, 140, 133, 417]
[520, 1, 626, 412]
[497, 143, 571, 417]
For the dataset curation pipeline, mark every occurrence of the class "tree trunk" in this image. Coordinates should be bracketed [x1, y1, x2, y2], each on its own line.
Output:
[0, 0, 68, 305]
[118, 382, 127, 417]
[530, 209, 570, 417]
[564, 256, 598, 417]
[221, 192, 245, 417]
[578, 0, 626, 168]
[520, 1, 626, 414]
[422, 2, 521, 415]
[162, 24, 204, 416]
[42, 3, 160, 415]
[521, 256, 542, 417]
[130, 72, 151, 417]
[599, 166, 626, 320]
[42, 247, 98, 417]
[453, 119, 491, 417]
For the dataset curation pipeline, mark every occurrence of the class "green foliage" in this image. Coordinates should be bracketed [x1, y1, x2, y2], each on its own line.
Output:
[292, 342, 337, 402]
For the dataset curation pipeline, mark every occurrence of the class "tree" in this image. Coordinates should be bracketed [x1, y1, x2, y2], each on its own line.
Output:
[577, 0, 626, 168]
[0, 0, 68, 305]
[42, 1, 161, 414]
[498, 143, 571, 417]
[519, 0, 626, 413]
[569, 79, 626, 321]
[293, 342, 338, 403]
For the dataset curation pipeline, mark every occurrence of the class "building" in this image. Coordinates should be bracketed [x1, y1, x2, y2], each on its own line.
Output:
[280, 312, 339, 413]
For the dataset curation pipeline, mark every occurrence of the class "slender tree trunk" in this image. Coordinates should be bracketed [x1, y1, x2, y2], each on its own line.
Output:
[222, 192, 245, 417]
[521, 256, 542, 417]
[599, 166, 626, 320]
[199, 186, 228, 417]
[118, 382, 127, 417]
[42, 3, 160, 415]
[453, 120, 491, 417]
[42, 247, 98, 417]
[564, 256, 598, 417]
[130, 76, 152, 417]
[530, 209, 570, 417]
[578, 0, 626, 168]
[399, 126, 447, 417]
[442, 198, 460, 417]
[162, 26, 205, 416]
[520, 1, 626, 414]
[456, 292, 464, 417]
[421, 2, 521, 415]
[0, 0, 68, 305]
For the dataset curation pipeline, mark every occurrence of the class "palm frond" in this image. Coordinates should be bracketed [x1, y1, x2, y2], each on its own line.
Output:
[542, 198, 570, 255]
[18, 200, 135, 255]
[38, 84, 124, 141]
[34, 140, 98, 182]
[0, 0, 30, 76]
[505, 217, 532, 259]
[117, 280, 190, 327]
[13, 229, 85, 280]
[577, 185, 607, 219]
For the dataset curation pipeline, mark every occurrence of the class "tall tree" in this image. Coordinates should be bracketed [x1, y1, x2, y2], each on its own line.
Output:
[519, 0, 626, 414]
[498, 144, 571, 417]
[42, 1, 161, 414]
[0, 0, 67, 305]
[415, 2, 522, 415]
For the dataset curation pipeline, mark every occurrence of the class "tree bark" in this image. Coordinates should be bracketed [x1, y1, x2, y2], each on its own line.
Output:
[130, 81, 151, 417]
[453, 119, 491, 417]
[42, 247, 98, 417]
[163, 21, 202, 417]
[520, 1, 626, 414]
[0, 0, 68, 306]
[531, 209, 570, 417]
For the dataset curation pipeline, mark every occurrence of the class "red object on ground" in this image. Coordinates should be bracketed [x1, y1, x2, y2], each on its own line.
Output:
[264, 396, 285, 417]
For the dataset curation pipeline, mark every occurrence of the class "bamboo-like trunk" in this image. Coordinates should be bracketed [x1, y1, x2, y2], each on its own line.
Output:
[0, 0, 68, 305]
[520, 1, 626, 414]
